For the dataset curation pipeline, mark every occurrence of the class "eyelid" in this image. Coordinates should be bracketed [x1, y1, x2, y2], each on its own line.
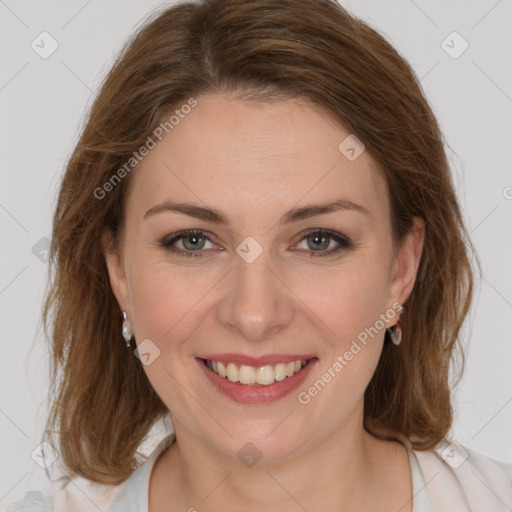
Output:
[160, 229, 220, 253]
[159, 228, 353, 258]
[291, 228, 353, 258]
[293, 227, 351, 244]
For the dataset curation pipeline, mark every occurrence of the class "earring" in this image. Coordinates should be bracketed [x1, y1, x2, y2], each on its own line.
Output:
[122, 311, 133, 348]
[386, 304, 404, 346]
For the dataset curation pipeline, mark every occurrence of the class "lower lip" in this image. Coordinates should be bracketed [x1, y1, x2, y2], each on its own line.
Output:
[196, 358, 318, 404]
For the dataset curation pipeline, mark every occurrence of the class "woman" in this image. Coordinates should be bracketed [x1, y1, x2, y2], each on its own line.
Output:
[20, 0, 512, 510]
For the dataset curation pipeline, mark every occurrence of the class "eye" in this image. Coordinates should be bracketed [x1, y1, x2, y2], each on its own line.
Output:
[160, 230, 217, 258]
[293, 229, 353, 258]
[159, 229, 353, 259]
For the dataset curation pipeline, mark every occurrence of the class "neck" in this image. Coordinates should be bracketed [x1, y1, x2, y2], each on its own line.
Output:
[149, 411, 411, 511]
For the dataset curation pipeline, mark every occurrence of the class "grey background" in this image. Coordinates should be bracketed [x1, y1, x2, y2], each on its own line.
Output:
[1, 0, 511, 506]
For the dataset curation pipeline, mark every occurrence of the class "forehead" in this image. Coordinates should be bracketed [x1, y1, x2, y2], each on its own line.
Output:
[127, 94, 388, 224]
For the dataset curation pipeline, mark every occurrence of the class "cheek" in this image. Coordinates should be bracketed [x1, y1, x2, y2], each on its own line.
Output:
[320, 259, 391, 398]
[128, 257, 209, 345]
[127, 261, 209, 401]
[304, 272, 388, 414]
[302, 257, 391, 346]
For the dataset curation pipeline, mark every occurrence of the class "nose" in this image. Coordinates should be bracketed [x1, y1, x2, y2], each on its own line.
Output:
[216, 245, 295, 342]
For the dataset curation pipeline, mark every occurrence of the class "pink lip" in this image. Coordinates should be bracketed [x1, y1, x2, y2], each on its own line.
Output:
[199, 353, 316, 367]
[196, 357, 318, 404]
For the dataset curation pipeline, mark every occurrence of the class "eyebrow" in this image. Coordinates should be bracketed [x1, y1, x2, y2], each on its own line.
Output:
[143, 199, 372, 225]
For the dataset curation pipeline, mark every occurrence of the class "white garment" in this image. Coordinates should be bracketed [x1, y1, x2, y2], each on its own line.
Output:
[5, 435, 512, 511]
[106, 434, 432, 512]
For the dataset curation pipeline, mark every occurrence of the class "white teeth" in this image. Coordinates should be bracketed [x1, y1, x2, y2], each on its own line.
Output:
[239, 365, 256, 384]
[274, 363, 287, 381]
[226, 362, 239, 383]
[206, 359, 308, 386]
[217, 361, 227, 377]
[256, 365, 275, 385]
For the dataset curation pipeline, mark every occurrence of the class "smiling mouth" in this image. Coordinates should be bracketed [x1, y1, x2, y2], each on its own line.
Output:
[200, 358, 315, 386]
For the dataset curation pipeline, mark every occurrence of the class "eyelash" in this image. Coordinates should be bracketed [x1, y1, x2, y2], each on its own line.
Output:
[159, 229, 353, 259]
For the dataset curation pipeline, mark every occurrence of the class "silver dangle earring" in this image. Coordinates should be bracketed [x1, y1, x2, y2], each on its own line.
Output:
[122, 311, 134, 348]
[387, 304, 404, 346]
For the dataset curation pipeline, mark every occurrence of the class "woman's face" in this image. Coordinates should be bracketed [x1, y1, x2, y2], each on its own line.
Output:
[105, 93, 424, 463]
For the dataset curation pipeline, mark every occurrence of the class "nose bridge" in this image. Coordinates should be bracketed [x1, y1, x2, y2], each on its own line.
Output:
[217, 240, 293, 341]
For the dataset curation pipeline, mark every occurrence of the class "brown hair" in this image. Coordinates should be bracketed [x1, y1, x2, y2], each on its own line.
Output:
[43, 0, 478, 484]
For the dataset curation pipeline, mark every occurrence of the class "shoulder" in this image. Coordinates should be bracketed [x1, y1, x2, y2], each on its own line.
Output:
[45, 478, 123, 512]
[413, 439, 512, 511]
[2, 433, 176, 512]
[51, 478, 124, 512]
[0, 479, 123, 512]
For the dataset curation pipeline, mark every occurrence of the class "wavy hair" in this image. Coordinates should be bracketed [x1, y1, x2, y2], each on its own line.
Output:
[43, 0, 478, 484]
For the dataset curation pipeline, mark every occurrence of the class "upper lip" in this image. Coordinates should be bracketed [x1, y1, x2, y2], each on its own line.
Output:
[198, 353, 317, 366]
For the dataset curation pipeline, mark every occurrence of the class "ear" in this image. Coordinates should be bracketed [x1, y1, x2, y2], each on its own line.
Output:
[102, 228, 131, 316]
[387, 216, 425, 319]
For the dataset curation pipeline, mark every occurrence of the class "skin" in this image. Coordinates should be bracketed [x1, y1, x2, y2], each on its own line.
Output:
[104, 93, 425, 512]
